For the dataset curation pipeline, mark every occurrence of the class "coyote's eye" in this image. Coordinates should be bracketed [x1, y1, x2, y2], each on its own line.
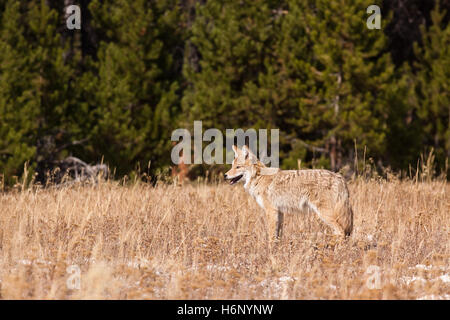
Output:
[236, 166, 242, 169]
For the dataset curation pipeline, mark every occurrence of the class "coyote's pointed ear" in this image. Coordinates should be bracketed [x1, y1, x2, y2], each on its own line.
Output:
[242, 145, 256, 161]
[242, 145, 249, 159]
[232, 145, 239, 156]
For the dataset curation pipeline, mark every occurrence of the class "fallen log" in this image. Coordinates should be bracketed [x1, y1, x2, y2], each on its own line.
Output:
[35, 156, 109, 186]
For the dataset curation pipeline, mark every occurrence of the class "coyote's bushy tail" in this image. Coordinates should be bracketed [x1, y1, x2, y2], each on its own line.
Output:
[344, 206, 354, 237]
[335, 198, 354, 237]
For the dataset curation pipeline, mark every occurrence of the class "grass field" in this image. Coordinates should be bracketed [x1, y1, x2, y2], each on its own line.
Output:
[0, 178, 448, 299]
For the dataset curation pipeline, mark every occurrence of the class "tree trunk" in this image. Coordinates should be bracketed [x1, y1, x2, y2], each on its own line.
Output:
[330, 72, 342, 171]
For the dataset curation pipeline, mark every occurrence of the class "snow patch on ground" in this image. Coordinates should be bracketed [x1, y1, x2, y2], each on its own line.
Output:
[417, 294, 450, 300]
[400, 264, 450, 287]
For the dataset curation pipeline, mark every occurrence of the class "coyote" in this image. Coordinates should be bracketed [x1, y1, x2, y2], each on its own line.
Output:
[225, 145, 353, 239]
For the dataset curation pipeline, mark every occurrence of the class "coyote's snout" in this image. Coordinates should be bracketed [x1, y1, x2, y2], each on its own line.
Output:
[225, 145, 353, 239]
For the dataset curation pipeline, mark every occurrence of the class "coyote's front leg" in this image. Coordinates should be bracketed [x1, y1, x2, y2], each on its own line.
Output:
[266, 207, 284, 240]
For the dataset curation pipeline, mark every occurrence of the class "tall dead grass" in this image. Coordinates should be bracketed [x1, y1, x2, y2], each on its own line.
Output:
[0, 177, 448, 299]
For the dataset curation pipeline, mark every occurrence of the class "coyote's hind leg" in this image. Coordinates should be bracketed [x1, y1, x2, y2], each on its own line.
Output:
[266, 207, 284, 240]
[312, 205, 346, 238]
[276, 211, 284, 239]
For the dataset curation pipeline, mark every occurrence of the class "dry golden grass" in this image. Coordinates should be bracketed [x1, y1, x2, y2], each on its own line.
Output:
[0, 178, 448, 299]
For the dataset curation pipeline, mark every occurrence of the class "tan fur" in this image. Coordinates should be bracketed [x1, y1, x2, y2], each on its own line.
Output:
[225, 145, 353, 239]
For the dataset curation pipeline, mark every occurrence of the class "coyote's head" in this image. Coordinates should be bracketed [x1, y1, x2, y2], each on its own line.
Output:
[224, 145, 266, 185]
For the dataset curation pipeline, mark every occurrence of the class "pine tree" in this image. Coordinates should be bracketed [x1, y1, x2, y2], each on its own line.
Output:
[182, 0, 280, 130]
[240, 1, 313, 169]
[285, 0, 396, 170]
[88, 0, 184, 176]
[0, 0, 77, 183]
[412, 0, 450, 173]
[183, 1, 403, 172]
[383, 62, 422, 171]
